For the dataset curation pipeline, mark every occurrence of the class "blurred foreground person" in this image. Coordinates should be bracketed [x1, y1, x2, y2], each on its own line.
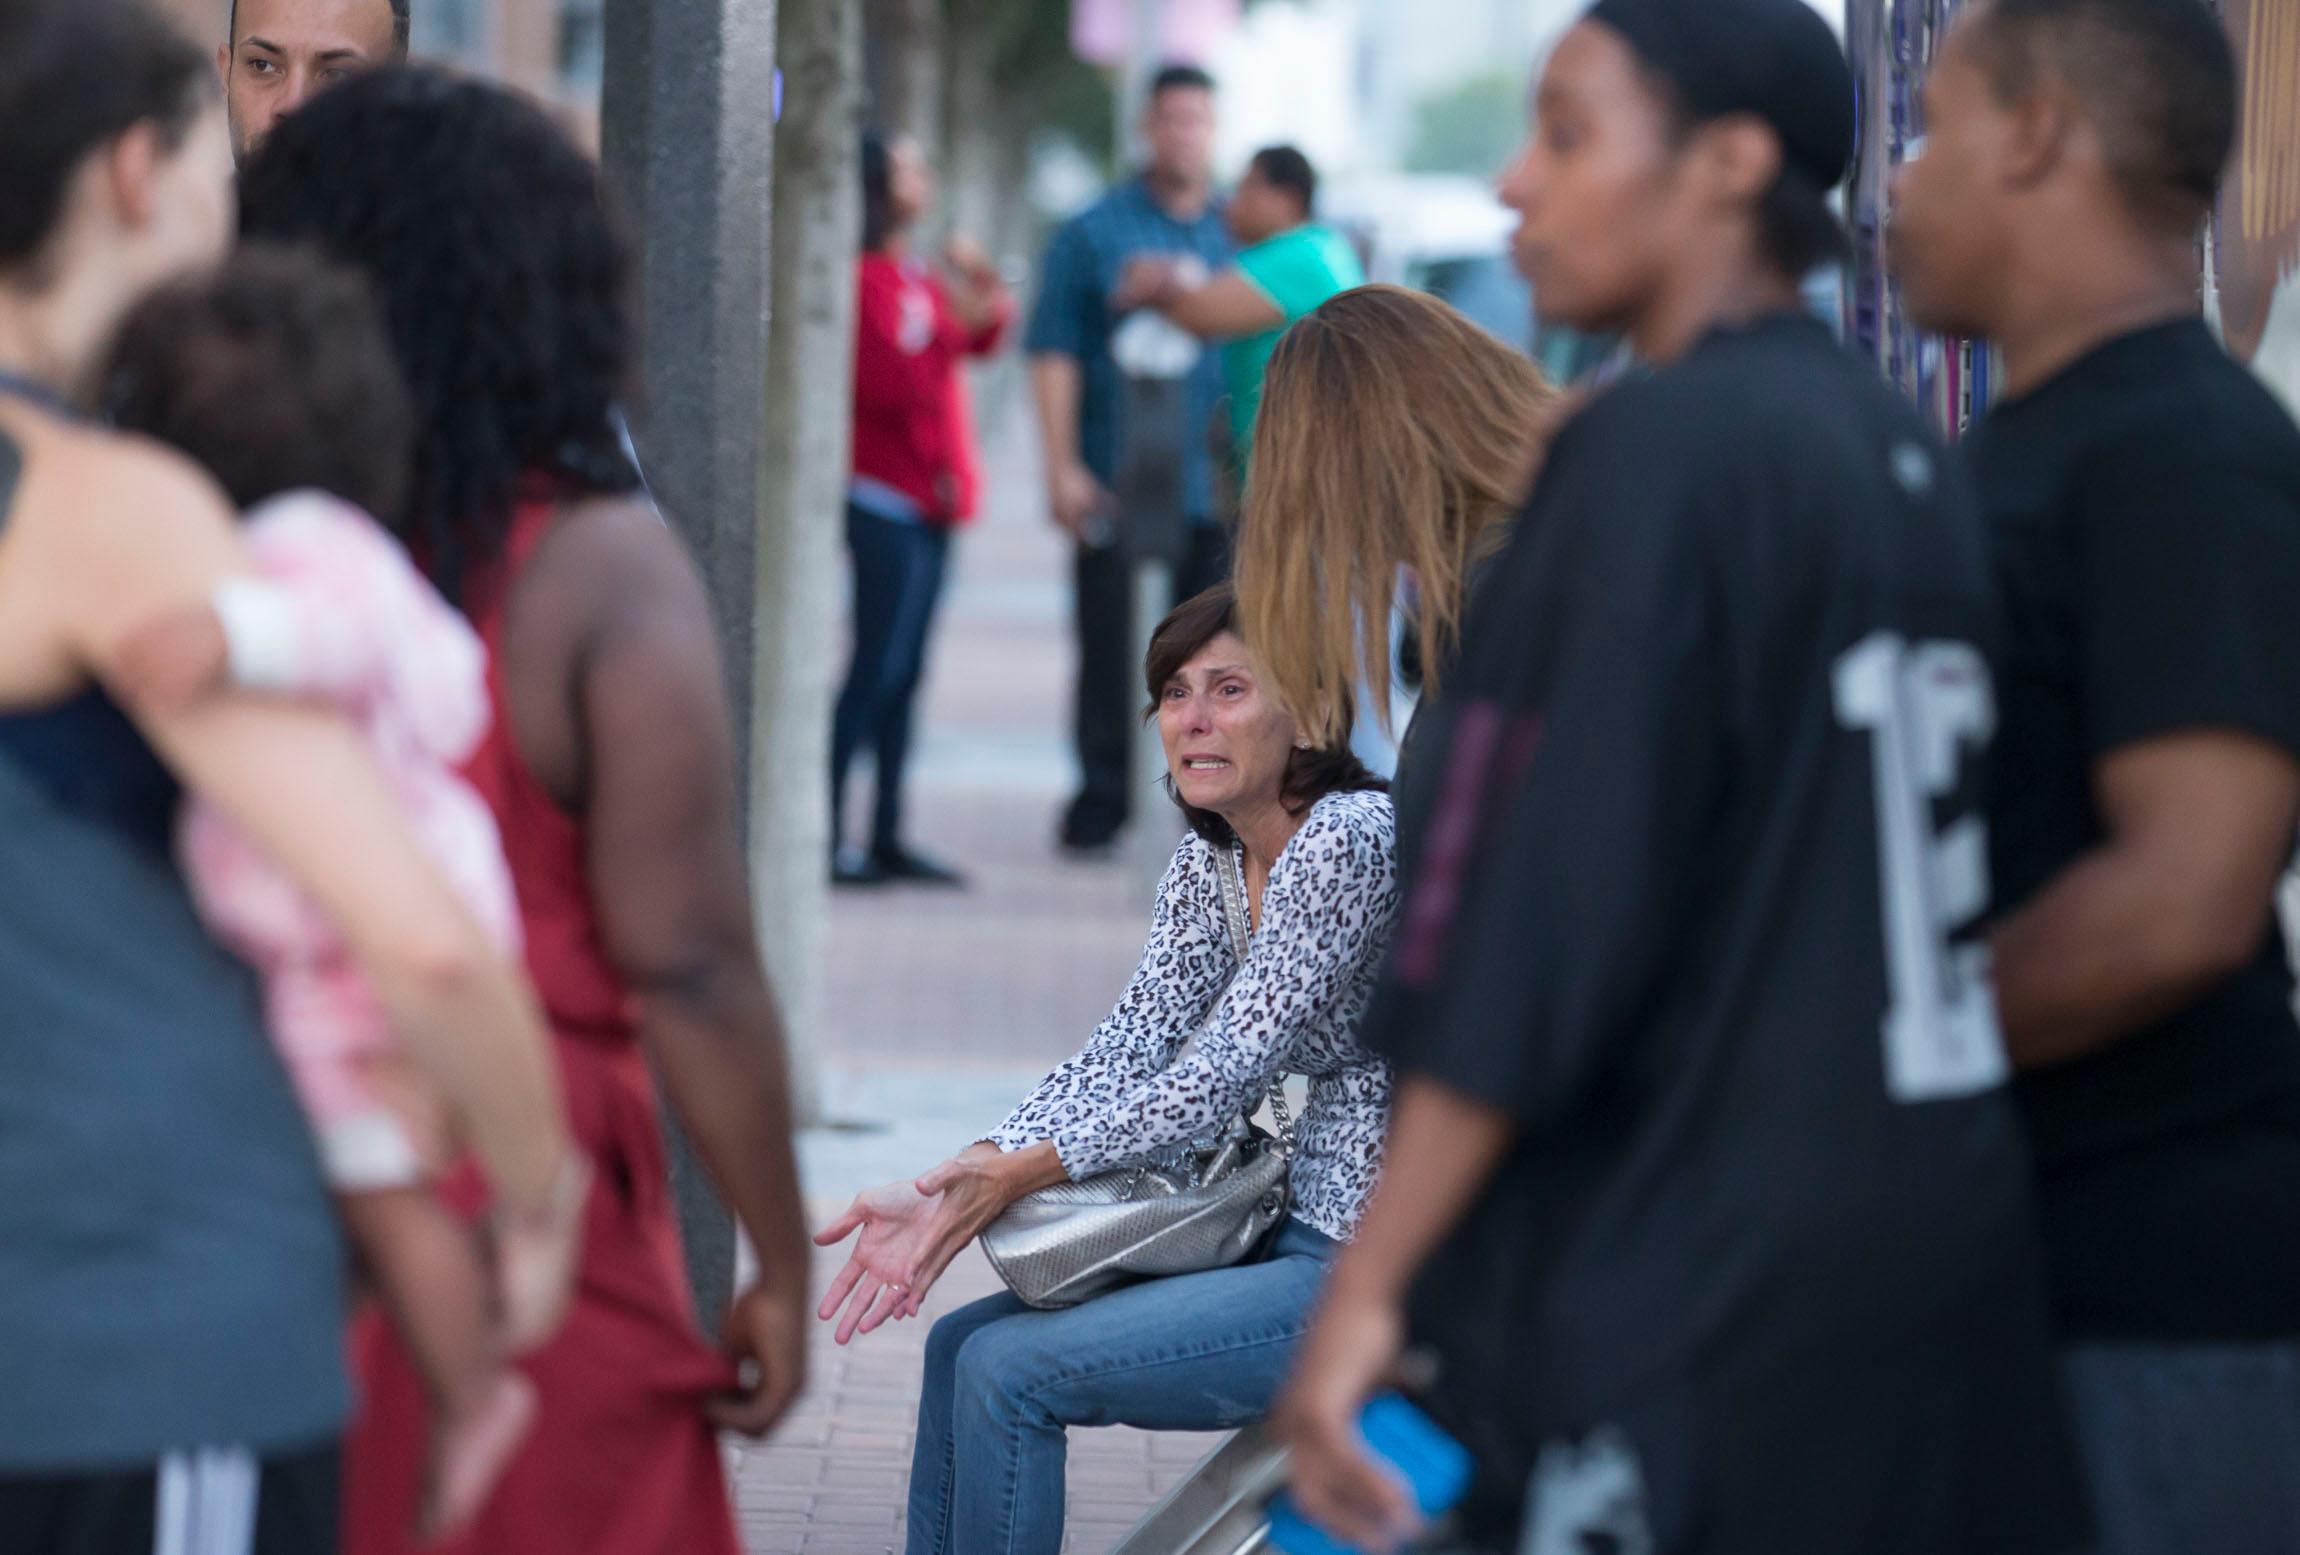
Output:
[833, 132, 1013, 888]
[103, 246, 574, 1542]
[1233, 284, 1559, 787]
[0, 5, 569, 1550]
[1274, 0, 2088, 1551]
[1893, 3, 2300, 1550]
[240, 67, 811, 1555]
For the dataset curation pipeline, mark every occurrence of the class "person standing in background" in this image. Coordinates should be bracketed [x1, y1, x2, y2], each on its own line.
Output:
[1116, 145, 1366, 476]
[1028, 64, 1232, 856]
[833, 133, 1013, 888]
[1891, 3, 2300, 1549]
[220, 0, 407, 162]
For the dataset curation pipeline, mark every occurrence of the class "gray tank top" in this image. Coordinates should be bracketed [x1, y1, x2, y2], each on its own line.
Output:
[0, 420, 346, 1468]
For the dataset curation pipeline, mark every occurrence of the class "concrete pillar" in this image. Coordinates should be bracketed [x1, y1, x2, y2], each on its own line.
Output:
[598, 0, 780, 1334]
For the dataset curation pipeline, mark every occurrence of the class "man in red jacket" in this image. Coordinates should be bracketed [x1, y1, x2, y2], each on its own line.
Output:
[834, 132, 1014, 886]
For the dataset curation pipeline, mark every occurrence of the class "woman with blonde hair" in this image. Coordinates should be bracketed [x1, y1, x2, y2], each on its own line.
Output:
[1234, 283, 1560, 770]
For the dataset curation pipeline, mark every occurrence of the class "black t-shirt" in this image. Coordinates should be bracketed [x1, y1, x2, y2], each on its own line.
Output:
[1371, 316, 2084, 1554]
[1963, 319, 2300, 1341]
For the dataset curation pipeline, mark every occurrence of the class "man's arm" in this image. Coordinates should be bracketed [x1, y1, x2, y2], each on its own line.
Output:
[1157, 270, 1286, 339]
[1993, 436, 2300, 1068]
[1024, 219, 1114, 537]
[1992, 730, 2300, 1068]
[1115, 255, 1286, 341]
[566, 501, 809, 1434]
[1030, 354, 1105, 537]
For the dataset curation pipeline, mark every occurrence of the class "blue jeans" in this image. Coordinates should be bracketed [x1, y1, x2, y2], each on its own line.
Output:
[2061, 1341, 2300, 1554]
[832, 504, 953, 855]
[905, 1219, 1338, 1555]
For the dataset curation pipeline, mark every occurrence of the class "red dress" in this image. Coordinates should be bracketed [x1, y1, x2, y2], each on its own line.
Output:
[343, 498, 743, 1555]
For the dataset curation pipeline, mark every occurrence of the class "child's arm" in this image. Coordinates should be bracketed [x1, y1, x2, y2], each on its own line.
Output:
[112, 499, 429, 711]
[109, 598, 233, 709]
[108, 573, 382, 709]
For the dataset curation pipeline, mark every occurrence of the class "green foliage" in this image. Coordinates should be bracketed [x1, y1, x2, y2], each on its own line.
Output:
[944, 0, 1116, 167]
[1406, 69, 1527, 178]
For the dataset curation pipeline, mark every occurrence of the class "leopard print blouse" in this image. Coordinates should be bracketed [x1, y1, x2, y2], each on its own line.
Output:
[987, 788, 1398, 1241]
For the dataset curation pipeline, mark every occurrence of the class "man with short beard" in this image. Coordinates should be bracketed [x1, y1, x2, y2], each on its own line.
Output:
[220, 0, 405, 162]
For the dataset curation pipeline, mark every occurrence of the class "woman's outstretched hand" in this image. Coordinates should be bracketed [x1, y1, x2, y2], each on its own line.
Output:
[894, 1142, 1069, 1318]
[813, 1181, 944, 1346]
[818, 1145, 1071, 1334]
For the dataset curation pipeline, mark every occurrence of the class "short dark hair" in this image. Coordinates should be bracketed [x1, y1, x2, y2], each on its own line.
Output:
[861, 130, 899, 252]
[1249, 145, 1318, 216]
[239, 67, 639, 601]
[1642, 65, 1851, 280]
[1150, 64, 1217, 100]
[1143, 583, 1386, 849]
[102, 242, 414, 520]
[0, 0, 214, 278]
[1967, 0, 2235, 232]
[230, 0, 411, 56]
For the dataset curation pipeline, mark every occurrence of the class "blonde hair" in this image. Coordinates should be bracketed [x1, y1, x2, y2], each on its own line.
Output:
[1236, 284, 1560, 745]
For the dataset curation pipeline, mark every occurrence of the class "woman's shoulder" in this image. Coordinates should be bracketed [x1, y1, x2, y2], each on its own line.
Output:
[15, 419, 229, 526]
[1291, 788, 1397, 871]
[1159, 827, 1222, 882]
[8, 421, 239, 590]
[1305, 786, 1395, 830]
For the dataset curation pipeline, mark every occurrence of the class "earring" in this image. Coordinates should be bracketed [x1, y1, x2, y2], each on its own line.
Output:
[1294, 735, 1314, 750]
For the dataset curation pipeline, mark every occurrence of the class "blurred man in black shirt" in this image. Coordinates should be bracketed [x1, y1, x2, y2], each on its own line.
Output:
[1273, 2, 2086, 1552]
[1893, 2, 2300, 1550]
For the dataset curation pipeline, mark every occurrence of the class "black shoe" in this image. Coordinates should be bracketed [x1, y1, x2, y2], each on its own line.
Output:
[832, 847, 888, 887]
[871, 845, 966, 887]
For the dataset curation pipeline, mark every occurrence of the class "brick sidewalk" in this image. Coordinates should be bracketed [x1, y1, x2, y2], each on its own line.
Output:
[730, 1239, 1221, 1555]
[730, 418, 1215, 1554]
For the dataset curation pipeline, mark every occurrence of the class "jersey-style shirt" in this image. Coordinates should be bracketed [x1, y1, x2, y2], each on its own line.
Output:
[1370, 315, 2085, 1554]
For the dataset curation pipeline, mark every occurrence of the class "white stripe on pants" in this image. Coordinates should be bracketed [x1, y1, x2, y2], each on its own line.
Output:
[155, 1448, 258, 1555]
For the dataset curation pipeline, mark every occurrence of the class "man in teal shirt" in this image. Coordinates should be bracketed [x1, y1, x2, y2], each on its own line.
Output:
[1117, 145, 1366, 467]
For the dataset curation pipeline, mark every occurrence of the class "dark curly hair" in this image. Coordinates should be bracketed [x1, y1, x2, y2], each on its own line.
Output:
[102, 242, 414, 522]
[1144, 583, 1386, 849]
[235, 66, 638, 601]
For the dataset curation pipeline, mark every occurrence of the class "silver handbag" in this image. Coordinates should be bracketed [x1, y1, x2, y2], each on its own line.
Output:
[981, 842, 1296, 1310]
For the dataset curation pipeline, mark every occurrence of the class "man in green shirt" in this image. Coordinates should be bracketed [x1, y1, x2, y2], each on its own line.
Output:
[1116, 145, 1367, 467]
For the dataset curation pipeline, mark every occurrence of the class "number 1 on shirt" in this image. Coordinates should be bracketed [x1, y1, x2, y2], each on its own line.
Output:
[1833, 632, 2011, 1104]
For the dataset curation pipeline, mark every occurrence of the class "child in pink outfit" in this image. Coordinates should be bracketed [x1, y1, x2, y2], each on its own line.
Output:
[182, 489, 524, 1181]
[100, 248, 561, 1541]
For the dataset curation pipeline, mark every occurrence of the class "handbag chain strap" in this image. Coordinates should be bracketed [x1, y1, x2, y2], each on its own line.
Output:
[1217, 838, 1295, 1149]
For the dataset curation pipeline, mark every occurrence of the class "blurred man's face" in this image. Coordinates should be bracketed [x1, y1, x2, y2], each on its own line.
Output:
[1226, 167, 1296, 246]
[220, 0, 398, 162]
[1144, 85, 1217, 187]
[1498, 21, 1694, 336]
[1889, 20, 2022, 340]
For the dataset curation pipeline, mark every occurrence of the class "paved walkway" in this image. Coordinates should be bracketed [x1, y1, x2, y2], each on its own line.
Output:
[728, 418, 1217, 1554]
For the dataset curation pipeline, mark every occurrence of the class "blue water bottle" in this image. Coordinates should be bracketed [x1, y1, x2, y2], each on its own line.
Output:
[1268, 1393, 1474, 1555]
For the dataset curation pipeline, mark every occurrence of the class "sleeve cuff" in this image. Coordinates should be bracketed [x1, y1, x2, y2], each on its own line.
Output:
[1050, 1127, 1109, 1182]
[212, 577, 304, 691]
